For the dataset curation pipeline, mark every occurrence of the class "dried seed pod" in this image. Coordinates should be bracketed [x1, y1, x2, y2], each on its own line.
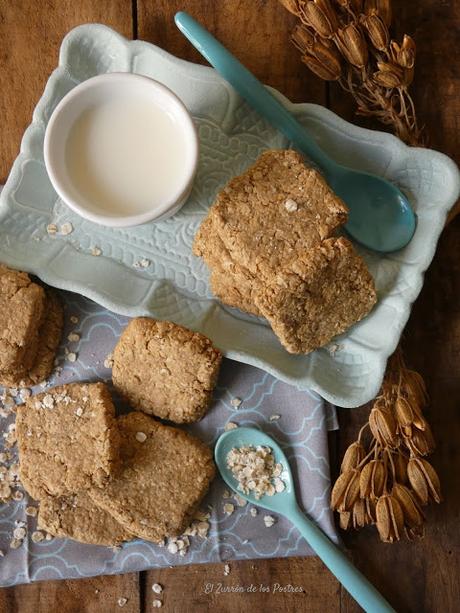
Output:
[369, 406, 398, 448]
[394, 397, 414, 428]
[278, 0, 302, 15]
[373, 61, 405, 88]
[300, 0, 339, 39]
[341, 441, 366, 473]
[352, 498, 372, 529]
[364, 0, 392, 26]
[375, 494, 404, 543]
[391, 35, 416, 69]
[407, 458, 442, 505]
[405, 524, 425, 541]
[330, 468, 360, 511]
[291, 25, 315, 53]
[334, 23, 369, 68]
[366, 497, 377, 522]
[360, 9, 389, 51]
[404, 369, 428, 406]
[392, 483, 424, 528]
[359, 459, 386, 499]
[410, 428, 435, 456]
[301, 47, 342, 81]
[339, 511, 352, 530]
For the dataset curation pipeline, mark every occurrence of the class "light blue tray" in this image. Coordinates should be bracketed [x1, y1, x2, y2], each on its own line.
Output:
[1, 24, 458, 407]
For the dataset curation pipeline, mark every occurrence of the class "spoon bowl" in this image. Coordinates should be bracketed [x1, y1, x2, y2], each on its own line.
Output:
[215, 427, 395, 612]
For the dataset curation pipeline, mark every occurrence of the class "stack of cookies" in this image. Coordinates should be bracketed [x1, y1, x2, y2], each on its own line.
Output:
[0, 265, 63, 386]
[15, 318, 222, 547]
[194, 149, 377, 353]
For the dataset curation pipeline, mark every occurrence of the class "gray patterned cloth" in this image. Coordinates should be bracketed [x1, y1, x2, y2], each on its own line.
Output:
[0, 292, 338, 586]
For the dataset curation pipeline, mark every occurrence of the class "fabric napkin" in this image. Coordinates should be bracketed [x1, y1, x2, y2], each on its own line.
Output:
[0, 292, 338, 586]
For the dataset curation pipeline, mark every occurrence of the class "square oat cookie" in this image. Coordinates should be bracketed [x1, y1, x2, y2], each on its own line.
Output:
[255, 238, 377, 354]
[112, 318, 222, 423]
[88, 412, 215, 542]
[17, 382, 120, 499]
[194, 149, 348, 280]
[0, 264, 46, 381]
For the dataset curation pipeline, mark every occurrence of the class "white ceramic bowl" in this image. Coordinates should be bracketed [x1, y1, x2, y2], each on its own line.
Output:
[44, 72, 199, 227]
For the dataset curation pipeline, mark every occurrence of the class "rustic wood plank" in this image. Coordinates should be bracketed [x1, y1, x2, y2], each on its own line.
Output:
[142, 557, 340, 613]
[329, 2, 460, 612]
[137, 0, 326, 105]
[0, 573, 140, 613]
[0, 0, 133, 183]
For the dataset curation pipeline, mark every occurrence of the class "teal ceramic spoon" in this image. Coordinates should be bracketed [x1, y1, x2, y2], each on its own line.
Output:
[175, 11, 416, 253]
[215, 427, 395, 613]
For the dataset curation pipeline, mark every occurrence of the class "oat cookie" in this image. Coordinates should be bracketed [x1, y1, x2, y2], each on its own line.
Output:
[88, 412, 215, 542]
[38, 492, 132, 546]
[1, 291, 64, 387]
[17, 382, 120, 499]
[0, 264, 46, 380]
[255, 237, 377, 354]
[194, 149, 348, 279]
[112, 318, 222, 423]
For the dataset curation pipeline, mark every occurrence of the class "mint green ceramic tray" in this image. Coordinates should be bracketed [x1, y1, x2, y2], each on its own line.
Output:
[0, 24, 458, 407]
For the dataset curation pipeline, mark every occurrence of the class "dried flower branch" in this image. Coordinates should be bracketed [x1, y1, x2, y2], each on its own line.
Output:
[279, 0, 421, 144]
[331, 350, 442, 543]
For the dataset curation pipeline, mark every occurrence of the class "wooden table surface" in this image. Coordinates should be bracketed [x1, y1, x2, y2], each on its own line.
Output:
[0, 1, 458, 611]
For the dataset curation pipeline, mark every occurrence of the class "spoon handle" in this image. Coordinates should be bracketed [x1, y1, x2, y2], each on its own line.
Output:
[174, 11, 335, 176]
[289, 505, 395, 612]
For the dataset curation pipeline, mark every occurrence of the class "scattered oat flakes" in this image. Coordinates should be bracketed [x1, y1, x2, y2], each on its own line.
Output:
[250, 507, 258, 517]
[223, 503, 235, 515]
[67, 332, 80, 342]
[66, 352, 77, 363]
[263, 515, 276, 528]
[31, 530, 45, 543]
[226, 445, 285, 500]
[135, 431, 147, 443]
[269, 414, 281, 422]
[234, 494, 247, 507]
[46, 223, 58, 235]
[230, 397, 242, 408]
[167, 541, 178, 554]
[152, 583, 163, 594]
[224, 422, 238, 431]
[117, 597, 128, 607]
[134, 258, 151, 269]
[224, 563, 231, 576]
[60, 222, 73, 236]
[26, 506, 38, 517]
[152, 600, 162, 608]
[104, 353, 114, 369]
[91, 246, 102, 256]
[284, 198, 298, 212]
